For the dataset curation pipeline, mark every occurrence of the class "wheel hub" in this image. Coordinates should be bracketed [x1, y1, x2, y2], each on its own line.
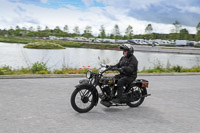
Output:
[82, 97, 89, 103]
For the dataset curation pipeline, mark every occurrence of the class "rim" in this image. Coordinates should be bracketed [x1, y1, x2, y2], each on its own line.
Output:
[75, 89, 93, 110]
[128, 86, 143, 104]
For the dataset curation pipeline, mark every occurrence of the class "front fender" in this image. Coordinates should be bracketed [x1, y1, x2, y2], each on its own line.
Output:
[75, 83, 99, 106]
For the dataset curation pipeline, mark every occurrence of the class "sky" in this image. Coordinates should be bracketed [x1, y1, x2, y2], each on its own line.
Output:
[0, 0, 200, 35]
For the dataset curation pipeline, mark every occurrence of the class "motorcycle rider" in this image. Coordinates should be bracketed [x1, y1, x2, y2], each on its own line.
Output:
[111, 44, 138, 103]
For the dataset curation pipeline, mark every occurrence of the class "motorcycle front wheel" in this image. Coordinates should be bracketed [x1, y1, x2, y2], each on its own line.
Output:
[127, 86, 145, 107]
[71, 87, 95, 113]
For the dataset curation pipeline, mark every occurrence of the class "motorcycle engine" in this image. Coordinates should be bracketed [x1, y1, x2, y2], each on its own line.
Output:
[102, 86, 111, 95]
[99, 77, 115, 85]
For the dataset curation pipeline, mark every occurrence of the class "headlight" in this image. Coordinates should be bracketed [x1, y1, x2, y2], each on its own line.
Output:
[86, 70, 92, 79]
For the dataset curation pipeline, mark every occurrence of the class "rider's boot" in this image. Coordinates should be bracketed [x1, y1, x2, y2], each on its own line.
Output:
[100, 100, 111, 107]
[111, 88, 123, 103]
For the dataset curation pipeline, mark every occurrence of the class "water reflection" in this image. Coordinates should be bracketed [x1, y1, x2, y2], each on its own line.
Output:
[0, 42, 200, 71]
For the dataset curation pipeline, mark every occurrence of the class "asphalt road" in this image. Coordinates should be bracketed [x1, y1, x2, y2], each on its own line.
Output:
[1, 75, 200, 133]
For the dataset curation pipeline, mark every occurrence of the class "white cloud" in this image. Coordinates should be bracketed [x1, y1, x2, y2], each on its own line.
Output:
[40, 0, 48, 4]
[0, 0, 196, 34]
[176, 5, 200, 14]
[65, 4, 79, 10]
[96, 0, 164, 10]
[82, 0, 94, 6]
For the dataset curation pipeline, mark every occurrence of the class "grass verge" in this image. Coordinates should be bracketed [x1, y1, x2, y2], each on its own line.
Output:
[1, 62, 200, 75]
[24, 42, 65, 49]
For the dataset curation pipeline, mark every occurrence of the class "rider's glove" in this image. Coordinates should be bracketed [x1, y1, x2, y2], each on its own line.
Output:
[106, 65, 110, 68]
[106, 65, 113, 69]
[118, 68, 124, 73]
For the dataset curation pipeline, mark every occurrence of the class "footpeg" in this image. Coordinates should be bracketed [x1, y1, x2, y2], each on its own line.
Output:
[141, 94, 151, 98]
[100, 100, 111, 107]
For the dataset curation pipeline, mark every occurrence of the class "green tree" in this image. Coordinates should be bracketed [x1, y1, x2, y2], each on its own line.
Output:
[109, 34, 115, 39]
[40, 26, 50, 37]
[15, 25, 21, 36]
[73, 26, 80, 36]
[45, 26, 49, 31]
[125, 25, 133, 39]
[195, 31, 200, 41]
[196, 22, 200, 32]
[29, 26, 34, 32]
[172, 21, 181, 33]
[21, 27, 28, 36]
[37, 26, 41, 31]
[179, 28, 189, 40]
[53, 26, 63, 36]
[63, 25, 69, 33]
[54, 26, 62, 32]
[8, 27, 15, 36]
[145, 24, 153, 34]
[112, 24, 121, 39]
[83, 25, 93, 38]
[27, 27, 35, 37]
[99, 25, 106, 39]
[149, 33, 156, 40]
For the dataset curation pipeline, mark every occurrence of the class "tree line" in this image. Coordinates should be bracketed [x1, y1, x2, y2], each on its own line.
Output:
[0, 21, 200, 41]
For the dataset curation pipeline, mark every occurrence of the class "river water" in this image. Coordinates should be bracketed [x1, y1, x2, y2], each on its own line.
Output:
[0, 42, 200, 71]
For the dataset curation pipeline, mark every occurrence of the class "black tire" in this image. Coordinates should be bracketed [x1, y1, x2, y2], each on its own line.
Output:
[127, 87, 145, 108]
[71, 87, 95, 113]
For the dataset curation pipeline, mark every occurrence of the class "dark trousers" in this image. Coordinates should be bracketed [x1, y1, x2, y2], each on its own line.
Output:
[117, 76, 136, 99]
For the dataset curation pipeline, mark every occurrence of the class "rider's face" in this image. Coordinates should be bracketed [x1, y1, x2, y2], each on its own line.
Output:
[123, 50, 128, 56]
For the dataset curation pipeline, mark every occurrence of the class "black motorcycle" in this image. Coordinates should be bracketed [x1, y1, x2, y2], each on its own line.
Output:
[70, 64, 151, 113]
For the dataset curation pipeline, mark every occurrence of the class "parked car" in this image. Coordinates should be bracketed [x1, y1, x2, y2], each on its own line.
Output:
[175, 40, 188, 46]
[95, 38, 103, 43]
[102, 39, 115, 43]
[115, 40, 128, 43]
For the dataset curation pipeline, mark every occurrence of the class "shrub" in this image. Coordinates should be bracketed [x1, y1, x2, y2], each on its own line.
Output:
[53, 70, 65, 74]
[0, 65, 12, 75]
[37, 70, 50, 74]
[172, 65, 182, 72]
[31, 62, 48, 73]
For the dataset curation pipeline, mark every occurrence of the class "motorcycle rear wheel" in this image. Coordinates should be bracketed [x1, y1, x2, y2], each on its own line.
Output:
[127, 87, 145, 107]
[71, 87, 95, 113]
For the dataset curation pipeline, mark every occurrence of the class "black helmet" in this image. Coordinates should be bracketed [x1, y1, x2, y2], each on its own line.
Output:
[120, 44, 134, 57]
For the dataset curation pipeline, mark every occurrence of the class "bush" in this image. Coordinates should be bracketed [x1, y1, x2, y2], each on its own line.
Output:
[172, 65, 182, 72]
[31, 62, 48, 73]
[0, 65, 12, 75]
[53, 70, 65, 74]
[36, 70, 50, 74]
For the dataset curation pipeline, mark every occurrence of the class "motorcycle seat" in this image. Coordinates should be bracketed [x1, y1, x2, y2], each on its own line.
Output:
[126, 80, 137, 88]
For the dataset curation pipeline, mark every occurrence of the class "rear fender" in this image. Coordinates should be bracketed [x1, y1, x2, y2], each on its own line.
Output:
[136, 79, 149, 88]
[134, 79, 149, 96]
[141, 87, 148, 96]
[75, 83, 99, 106]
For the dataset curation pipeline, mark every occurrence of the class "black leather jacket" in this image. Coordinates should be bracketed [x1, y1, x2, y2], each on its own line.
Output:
[114, 54, 138, 78]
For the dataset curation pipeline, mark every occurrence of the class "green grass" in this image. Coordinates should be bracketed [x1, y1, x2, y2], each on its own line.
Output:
[0, 36, 36, 44]
[140, 65, 200, 73]
[50, 40, 119, 49]
[24, 41, 65, 49]
[1, 62, 200, 75]
[0, 36, 119, 49]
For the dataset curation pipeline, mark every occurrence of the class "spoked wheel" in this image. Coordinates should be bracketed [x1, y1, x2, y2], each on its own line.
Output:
[71, 87, 95, 113]
[127, 86, 145, 107]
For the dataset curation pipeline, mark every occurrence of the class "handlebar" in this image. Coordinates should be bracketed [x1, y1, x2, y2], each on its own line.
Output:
[101, 66, 119, 74]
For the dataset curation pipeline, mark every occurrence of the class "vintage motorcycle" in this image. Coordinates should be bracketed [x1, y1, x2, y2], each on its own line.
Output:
[70, 64, 151, 113]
